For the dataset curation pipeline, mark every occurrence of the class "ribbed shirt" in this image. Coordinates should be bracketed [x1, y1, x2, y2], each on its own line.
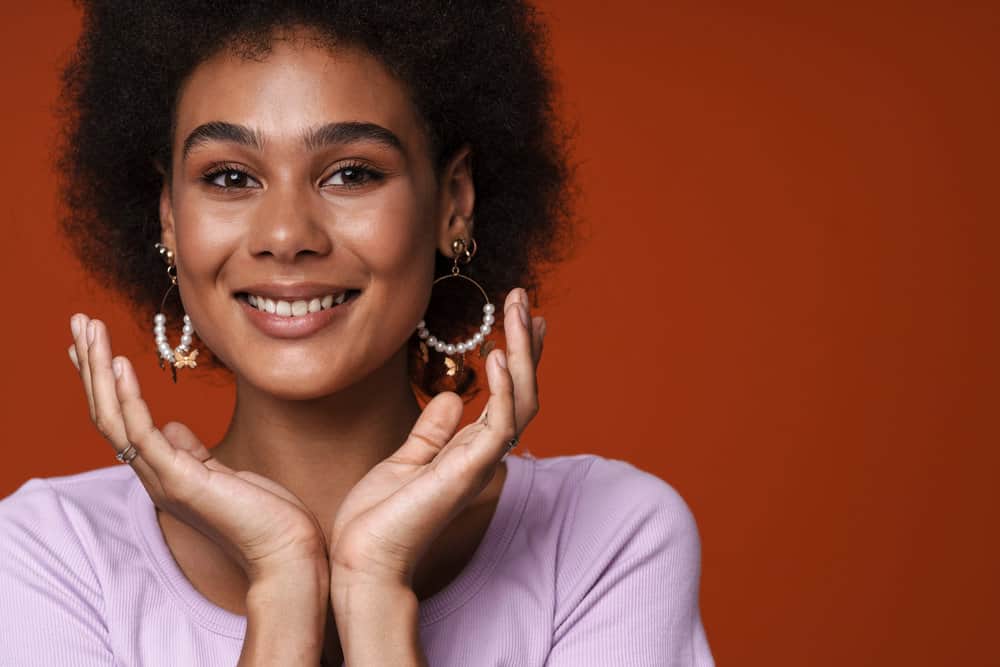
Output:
[0, 452, 714, 666]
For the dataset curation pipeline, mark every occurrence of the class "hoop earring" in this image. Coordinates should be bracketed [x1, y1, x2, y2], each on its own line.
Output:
[153, 242, 198, 383]
[416, 237, 496, 377]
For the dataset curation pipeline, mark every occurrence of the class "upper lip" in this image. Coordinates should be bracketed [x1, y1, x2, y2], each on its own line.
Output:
[235, 282, 358, 301]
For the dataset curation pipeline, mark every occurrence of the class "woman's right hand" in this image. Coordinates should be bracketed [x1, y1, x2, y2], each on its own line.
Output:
[68, 314, 328, 584]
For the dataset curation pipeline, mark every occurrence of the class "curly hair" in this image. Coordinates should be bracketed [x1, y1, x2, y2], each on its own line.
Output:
[56, 0, 578, 399]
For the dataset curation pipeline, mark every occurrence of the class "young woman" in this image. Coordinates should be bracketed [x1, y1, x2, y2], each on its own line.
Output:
[0, 2, 714, 665]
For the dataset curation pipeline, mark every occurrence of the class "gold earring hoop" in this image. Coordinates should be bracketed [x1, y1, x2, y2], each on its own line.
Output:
[153, 242, 198, 383]
[416, 237, 495, 377]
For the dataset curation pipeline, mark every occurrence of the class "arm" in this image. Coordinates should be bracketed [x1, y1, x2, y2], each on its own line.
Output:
[68, 318, 336, 663]
[544, 459, 715, 667]
[238, 560, 331, 666]
[331, 572, 428, 667]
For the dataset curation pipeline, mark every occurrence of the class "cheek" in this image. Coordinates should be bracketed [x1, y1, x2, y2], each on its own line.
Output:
[341, 184, 437, 282]
[172, 191, 242, 276]
[167, 192, 243, 360]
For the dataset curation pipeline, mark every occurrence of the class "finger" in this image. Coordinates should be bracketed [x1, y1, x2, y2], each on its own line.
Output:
[86, 320, 130, 448]
[114, 355, 207, 496]
[159, 421, 213, 462]
[390, 391, 464, 465]
[531, 316, 545, 367]
[478, 348, 516, 464]
[70, 314, 96, 421]
[68, 344, 79, 371]
[503, 288, 539, 435]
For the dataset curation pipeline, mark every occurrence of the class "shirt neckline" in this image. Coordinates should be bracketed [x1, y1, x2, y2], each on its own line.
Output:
[128, 452, 533, 638]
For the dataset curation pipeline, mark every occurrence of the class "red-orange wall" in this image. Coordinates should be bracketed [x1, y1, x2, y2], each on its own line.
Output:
[1, 2, 996, 665]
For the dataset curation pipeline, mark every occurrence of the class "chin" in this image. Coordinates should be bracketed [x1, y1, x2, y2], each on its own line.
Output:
[235, 359, 361, 401]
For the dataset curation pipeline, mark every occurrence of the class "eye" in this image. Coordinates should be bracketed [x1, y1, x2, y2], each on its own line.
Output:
[324, 162, 385, 189]
[201, 166, 261, 190]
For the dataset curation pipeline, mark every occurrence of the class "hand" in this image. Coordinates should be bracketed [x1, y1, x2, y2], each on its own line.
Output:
[68, 314, 328, 583]
[327, 287, 545, 589]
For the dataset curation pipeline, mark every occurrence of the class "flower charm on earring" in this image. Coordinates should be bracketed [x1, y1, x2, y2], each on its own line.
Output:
[153, 242, 198, 383]
[416, 237, 495, 378]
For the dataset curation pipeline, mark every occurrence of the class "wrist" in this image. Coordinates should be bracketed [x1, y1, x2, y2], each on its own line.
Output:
[331, 580, 425, 667]
[239, 567, 330, 666]
[248, 555, 330, 604]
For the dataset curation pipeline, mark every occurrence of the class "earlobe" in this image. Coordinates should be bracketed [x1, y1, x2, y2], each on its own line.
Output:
[437, 214, 474, 259]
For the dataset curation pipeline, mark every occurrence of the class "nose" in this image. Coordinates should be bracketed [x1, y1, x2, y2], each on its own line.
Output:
[246, 182, 333, 263]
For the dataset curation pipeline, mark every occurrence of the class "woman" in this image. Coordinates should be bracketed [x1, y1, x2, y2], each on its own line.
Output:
[0, 1, 714, 665]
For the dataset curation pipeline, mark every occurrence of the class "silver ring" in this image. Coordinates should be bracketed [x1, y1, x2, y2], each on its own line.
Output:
[116, 443, 139, 464]
[503, 436, 519, 454]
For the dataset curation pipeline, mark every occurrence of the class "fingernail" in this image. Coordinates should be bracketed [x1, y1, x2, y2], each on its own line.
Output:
[113, 358, 123, 379]
[496, 350, 508, 370]
[540, 318, 547, 340]
[518, 302, 530, 329]
[71, 315, 81, 338]
[87, 320, 96, 344]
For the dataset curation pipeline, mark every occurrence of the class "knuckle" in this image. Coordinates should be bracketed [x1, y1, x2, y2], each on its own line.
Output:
[93, 414, 110, 436]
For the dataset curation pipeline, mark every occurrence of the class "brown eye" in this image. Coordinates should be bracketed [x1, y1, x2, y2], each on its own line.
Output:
[325, 164, 385, 188]
[203, 167, 261, 189]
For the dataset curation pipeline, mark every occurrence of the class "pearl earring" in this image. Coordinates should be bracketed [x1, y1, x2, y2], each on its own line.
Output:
[416, 237, 495, 378]
[153, 242, 198, 383]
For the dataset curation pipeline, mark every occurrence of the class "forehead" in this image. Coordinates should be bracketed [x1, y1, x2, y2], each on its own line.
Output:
[173, 34, 425, 155]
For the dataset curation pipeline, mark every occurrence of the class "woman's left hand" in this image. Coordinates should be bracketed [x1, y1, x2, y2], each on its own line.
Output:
[328, 287, 545, 591]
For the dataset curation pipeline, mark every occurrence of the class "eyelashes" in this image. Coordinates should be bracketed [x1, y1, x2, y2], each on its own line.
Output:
[201, 163, 261, 189]
[200, 161, 386, 191]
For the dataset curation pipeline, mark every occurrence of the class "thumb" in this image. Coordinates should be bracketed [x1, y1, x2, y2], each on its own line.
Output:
[161, 421, 213, 462]
[391, 391, 464, 465]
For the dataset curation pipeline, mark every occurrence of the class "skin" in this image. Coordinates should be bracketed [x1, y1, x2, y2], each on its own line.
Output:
[66, 26, 546, 666]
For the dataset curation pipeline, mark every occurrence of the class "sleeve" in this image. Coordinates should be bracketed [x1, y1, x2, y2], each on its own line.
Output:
[545, 457, 715, 667]
[0, 478, 116, 666]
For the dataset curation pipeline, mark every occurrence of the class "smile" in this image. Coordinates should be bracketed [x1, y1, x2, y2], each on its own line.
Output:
[235, 290, 361, 339]
[241, 290, 359, 317]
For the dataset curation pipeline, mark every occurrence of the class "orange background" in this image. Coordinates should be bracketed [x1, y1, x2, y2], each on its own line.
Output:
[1, 2, 997, 665]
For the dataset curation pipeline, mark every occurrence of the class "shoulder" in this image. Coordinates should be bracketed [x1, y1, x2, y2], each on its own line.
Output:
[523, 452, 701, 543]
[0, 464, 136, 573]
[0, 466, 135, 658]
[518, 453, 704, 604]
[0, 464, 135, 532]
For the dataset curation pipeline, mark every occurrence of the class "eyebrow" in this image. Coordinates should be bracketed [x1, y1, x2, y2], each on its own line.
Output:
[181, 121, 405, 161]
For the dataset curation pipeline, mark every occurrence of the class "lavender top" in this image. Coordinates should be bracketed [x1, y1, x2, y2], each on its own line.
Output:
[0, 452, 714, 665]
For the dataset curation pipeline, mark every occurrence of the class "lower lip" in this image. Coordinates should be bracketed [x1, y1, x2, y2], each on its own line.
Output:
[237, 293, 359, 339]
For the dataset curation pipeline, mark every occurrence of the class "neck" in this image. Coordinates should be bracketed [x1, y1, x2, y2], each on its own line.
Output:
[210, 344, 424, 533]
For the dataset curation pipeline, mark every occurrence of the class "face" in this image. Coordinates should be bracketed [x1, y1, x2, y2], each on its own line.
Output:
[159, 29, 474, 400]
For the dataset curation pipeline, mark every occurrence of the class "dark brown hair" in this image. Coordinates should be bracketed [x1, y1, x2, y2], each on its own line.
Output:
[57, 0, 578, 398]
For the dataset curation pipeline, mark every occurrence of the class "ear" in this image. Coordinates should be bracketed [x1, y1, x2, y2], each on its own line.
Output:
[155, 160, 177, 252]
[435, 144, 476, 258]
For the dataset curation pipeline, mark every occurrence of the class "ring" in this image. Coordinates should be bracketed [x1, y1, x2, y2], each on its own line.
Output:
[503, 436, 519, 454]
[116, 442, 139, 464]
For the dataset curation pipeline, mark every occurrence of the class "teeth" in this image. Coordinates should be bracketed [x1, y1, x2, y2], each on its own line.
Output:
[245, 291, 352, 317]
